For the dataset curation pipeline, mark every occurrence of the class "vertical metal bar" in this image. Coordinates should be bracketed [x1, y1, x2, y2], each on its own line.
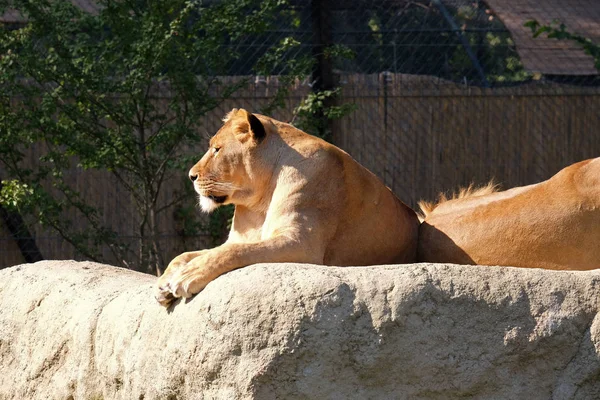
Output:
[393, 29, 397, 73]
[311, 0, 335, 139]
[311, 0, 334, 92]
[432, 0, 490, 87]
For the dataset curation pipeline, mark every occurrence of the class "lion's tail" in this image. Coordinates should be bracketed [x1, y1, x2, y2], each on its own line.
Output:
[417, 181, 498, 222]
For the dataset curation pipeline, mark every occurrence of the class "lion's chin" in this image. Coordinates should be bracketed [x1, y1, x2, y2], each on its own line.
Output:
[199, 195, 227, 213]
[199, 196, 219, 213]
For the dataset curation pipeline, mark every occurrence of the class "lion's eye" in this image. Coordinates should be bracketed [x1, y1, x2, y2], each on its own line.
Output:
[212, 147, 221, 155]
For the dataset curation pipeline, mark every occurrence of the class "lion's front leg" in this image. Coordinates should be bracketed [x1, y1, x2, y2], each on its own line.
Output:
[155, 237, 324, 307]
[156, 250, 206, 307]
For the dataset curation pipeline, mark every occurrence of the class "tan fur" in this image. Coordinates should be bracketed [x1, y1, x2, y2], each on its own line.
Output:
[418, 159, 600, 270]
[417, 182, 499, 222]
[221, 108, 238, 122]
[156, 109, 419, 306]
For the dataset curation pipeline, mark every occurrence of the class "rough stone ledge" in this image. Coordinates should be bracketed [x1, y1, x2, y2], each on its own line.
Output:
[1, 260, 600, 400]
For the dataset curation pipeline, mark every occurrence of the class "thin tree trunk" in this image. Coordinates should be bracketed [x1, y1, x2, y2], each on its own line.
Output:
[0, 181, 43, 266]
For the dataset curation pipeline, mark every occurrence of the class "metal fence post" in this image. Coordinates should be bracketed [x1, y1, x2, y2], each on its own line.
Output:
[310, 0, 335, 138]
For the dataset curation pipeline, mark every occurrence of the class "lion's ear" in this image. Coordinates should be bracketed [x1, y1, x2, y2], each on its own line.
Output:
[233, 109, 266, 143]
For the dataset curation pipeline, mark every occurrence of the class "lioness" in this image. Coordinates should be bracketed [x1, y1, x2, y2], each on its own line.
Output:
[156, 108, 419, 306]
[418, 158, 600, 270]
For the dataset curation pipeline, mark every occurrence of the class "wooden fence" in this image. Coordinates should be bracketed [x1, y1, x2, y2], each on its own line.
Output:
[2, 73, 600, 269]
[335, 73, 600, 207]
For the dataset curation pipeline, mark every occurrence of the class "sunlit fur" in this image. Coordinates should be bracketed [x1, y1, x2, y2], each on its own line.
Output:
[156, 108, 420, 306]
[194, 179, 240, 213]
[417, 181, 498, 222]
[199, 196, 218, 213]
[418, 159, 600, 270]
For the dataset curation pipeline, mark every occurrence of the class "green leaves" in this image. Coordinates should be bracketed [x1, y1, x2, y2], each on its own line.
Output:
[0, 180, 33, 211]
[292, 88, 356, 140]
[526, 19, 600, 71]
[0, 0, 294, 271]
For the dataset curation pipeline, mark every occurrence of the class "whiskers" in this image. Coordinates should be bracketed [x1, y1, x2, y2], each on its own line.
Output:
[196, 179, 240, 193]
[194, 179, 238, 212]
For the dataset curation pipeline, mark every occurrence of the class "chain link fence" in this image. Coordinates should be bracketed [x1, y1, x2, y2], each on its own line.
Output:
[1, 0, 599, 270]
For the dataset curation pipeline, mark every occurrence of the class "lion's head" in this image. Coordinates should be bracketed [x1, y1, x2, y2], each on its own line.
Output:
[189, 108, 274, 213]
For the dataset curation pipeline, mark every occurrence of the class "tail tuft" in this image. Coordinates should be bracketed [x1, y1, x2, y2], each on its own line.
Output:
[417, 181, 499, 221]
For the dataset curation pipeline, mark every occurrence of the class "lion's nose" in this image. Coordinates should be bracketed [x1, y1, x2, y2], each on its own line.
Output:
[189, 173, 198, 182]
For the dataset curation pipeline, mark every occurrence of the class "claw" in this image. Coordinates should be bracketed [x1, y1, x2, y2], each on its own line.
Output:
[155, 287, 176, 307]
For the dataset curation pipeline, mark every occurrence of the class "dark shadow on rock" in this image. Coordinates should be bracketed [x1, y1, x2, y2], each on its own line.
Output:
[249, 269, 600, 399]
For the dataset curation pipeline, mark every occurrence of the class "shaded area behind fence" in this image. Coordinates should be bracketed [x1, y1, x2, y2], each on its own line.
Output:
[335, 73, 600, 204]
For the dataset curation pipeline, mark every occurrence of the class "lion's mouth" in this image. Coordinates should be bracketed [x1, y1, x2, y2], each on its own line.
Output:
[208, 195, 228, 204]
[199, 194, 228, 213]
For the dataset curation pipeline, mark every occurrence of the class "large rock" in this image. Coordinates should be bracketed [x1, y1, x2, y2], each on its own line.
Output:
[1, 261, 600, 399]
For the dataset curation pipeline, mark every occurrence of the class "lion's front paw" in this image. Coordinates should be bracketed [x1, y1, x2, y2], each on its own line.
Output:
[156, 271, 191, 307]
[165, 251, 203, 271]
[155, 272, 209, 307]
[155, 253, 213, 307]
[155, 285, 177, 307]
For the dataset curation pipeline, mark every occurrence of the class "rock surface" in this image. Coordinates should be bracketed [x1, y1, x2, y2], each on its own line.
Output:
[1, 260, 600, 399]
